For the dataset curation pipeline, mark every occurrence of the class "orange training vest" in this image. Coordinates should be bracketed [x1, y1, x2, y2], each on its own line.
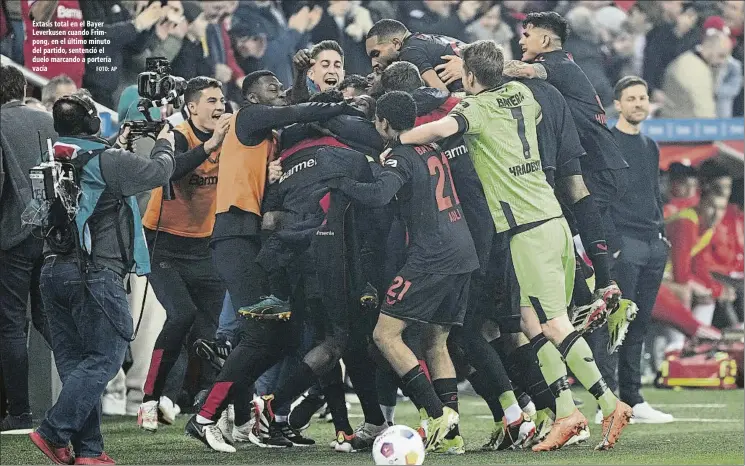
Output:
[215, 111, 277, 216]
[142, 120, 220, 237]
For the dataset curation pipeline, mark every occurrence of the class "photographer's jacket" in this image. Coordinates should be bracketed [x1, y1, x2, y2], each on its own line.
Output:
[142, 120, 220, 238]
[51, 137, 174, 276]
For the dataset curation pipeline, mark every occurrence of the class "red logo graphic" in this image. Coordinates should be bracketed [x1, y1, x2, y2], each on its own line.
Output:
[380, 442, 395, 458]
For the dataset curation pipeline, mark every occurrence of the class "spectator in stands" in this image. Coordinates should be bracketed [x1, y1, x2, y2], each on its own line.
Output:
[40, 75, 78, 112]
[0, 0, 23, 65]
[698, 16, 745, 118]
[171, 3, 215, 81]
[721, 0, 745, 116]
[230, 18, 268, 76]
[79, 0, 168, 108]
[24, 97, 46, 112]
[22, 0, 85, 87]
[643, 1, 700, 103]
[563, 5, 615, 108]
[234, 2, 322, 87]
[465, 2, 514, 59]
[310, 1, 373, 75]
[400, 0, 482, 42]
[127, 1, 188, 85]
[0, 66, 56, 434]
[200, 0, 245, 98]
[660, 28, 733, 118]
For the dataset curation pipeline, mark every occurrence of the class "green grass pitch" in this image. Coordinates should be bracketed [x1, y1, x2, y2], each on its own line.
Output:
[2, 388, 743, 465]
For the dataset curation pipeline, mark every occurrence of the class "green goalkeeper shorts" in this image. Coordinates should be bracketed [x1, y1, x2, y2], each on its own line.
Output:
[509, 217, 575, 323]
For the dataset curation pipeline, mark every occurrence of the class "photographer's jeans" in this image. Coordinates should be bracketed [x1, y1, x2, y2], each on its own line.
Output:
[36, 258, 132, 458]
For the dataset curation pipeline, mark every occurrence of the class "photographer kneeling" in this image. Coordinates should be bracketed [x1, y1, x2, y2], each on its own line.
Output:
[29, 92, 176, 465]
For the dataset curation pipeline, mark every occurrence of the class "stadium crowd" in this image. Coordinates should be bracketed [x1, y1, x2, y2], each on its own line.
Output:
[0, 1, 743, 465]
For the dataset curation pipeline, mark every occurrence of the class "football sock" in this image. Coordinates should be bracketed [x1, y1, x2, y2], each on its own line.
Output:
[467, 370, 503, 422]
[559, 331, 617, 417]
[499, 391, 522, 425]
[531, 333, 574, 419]
[380, 405, 396, 425]
[271, 361, 317, 409]
[375, 368, 399, 407]
[401, 365, 443, 419]
[502, 341, 556, 413]
[234, 389, 253, 426]
[571, 195, 612, 289]
[433, 378, 459, 438]
[323, 381, 353, 435]
[344, 355, 387, 426]
[573, 258, 594, 306]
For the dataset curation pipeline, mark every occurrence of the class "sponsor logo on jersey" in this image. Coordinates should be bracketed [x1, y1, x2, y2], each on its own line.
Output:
[188, 174, 218, 186]
[279, 157, 316, 183]
[509, 160, 542, 177]
[496, 92, 525, 108]
[443, 144, 468, 160]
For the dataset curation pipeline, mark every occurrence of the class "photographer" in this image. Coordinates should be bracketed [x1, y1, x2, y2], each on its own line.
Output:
[137, 77, 231, 432]
[29, 92, 175, 465]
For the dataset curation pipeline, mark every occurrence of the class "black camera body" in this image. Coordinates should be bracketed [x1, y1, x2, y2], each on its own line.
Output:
[137, 57, 186, 102]
[126, 57, 186, 146]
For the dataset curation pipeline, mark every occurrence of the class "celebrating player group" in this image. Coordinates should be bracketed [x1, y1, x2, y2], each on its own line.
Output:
[137, 11, 641, 457]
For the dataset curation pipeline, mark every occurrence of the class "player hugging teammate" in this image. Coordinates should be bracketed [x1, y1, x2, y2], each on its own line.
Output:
[175, 13, 639, 457]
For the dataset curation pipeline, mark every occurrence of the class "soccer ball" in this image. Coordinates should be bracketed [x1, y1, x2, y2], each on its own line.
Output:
[371, 425, 425, 465]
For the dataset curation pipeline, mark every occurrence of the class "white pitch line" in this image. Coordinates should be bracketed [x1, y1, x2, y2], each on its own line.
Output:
[474, 415, 741, 423]
[653, 403, 726, 408]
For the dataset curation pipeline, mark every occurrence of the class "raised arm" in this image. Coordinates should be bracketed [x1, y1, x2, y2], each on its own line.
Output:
[502, 60, 548, 80]
[399, 116, 460, 146]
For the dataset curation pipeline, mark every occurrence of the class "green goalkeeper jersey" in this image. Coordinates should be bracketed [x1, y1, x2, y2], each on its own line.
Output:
[450, 80, 562, 233]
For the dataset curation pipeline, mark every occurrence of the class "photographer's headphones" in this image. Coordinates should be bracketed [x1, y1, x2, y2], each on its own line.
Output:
[53, 94, 101, 135]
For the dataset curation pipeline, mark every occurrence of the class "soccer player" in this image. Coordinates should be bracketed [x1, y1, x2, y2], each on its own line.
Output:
[137, 77, 232, 432]
[185, 70, 362, 453]
[395, 40, 632, 452]
[381, 61, 536, 452]
[324, 91, 479, 452]
[365, 19, 464, 92]
[502, 11, 630, 330]
[339, 74, 370, 99]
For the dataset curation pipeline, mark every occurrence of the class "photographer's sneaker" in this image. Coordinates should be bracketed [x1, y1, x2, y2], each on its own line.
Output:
[607, 299, 638, 354]
[238, 295, 291, 321]
[632, 402, 674, 424]
[29, 431, 74, 464]
[137, 401, 158, 432]
[1, 413, 33, 434]
[185, 415, 236, 453]
[217, 404, 235, 444]
[158, 396, 179, 425]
